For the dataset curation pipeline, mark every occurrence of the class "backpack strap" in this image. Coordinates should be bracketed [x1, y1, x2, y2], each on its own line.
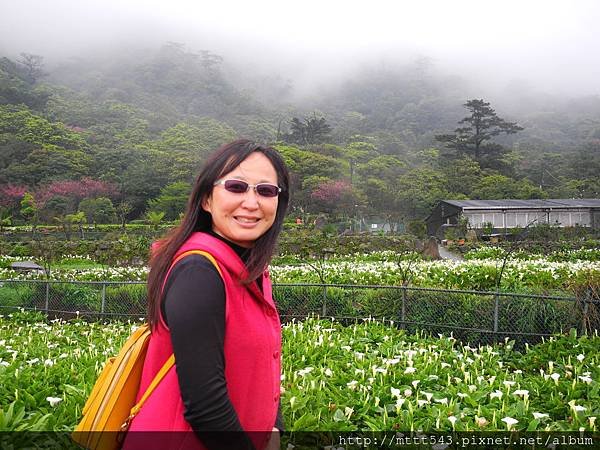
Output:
[121, 250, 222, 431]
[171, 249, 223, 278]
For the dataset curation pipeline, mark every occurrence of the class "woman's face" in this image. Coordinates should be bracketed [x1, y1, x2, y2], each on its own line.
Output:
[202, 152, 279, 248]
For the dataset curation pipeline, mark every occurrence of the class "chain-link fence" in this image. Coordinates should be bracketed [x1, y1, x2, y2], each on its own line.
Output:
[0, 280, 147, 319]
[1, 279, 597, 346]
[274, 284, 599, 346]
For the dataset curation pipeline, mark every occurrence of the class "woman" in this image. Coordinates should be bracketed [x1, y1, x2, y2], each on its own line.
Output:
[122, 139, 290, 450]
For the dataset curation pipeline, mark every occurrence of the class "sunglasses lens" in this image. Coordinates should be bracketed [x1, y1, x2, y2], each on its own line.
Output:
[220, 179, 280, 197]
[223, 180, 249, 193]
[256, 184, 280, 197]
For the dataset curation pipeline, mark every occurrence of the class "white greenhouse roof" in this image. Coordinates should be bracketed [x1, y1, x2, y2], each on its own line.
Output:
[443, 199, 600, 210]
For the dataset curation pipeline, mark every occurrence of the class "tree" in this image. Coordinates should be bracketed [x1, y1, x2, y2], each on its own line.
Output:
[146, 211, 165, 231]
[20, 192, 37, 225]
[39, 195, 70, 222]
[274, 144, 345, 212]
[4, 145, 90, 186]
[36, 178, 119, 210]
[146, 182, 191, 220]
[354, 154, 407, 229]
[435, 99, 523, 171]
[118, 148, 171, 218]
[116, 201, 133, 229]
[285, 113, 332, 145]
[65, 211, 86, 238]
[439, 155, 483, 197]
[156, 119, 236, 181]
[199, 50, 224, 73]
[0, 184, 28, 213]
[78, 197, 117, 224]
[395, 168, 453, 222]
[472, 175, 546, 200]
[0, 208, 11, 232]
[569, 140, 600, 182]
[17, 53, 45, 83]
[0, 57, 49, 108]
[54, 214, 73, 240]
[310, 180, 358, 218]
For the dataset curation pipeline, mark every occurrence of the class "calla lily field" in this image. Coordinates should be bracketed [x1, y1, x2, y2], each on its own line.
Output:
[0, 246, 598, 434]
[0, 311, 598, 432]
[1, 248, 599, 293]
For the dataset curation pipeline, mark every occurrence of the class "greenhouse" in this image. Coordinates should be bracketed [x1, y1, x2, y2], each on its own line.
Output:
[426, 199, 600, 237]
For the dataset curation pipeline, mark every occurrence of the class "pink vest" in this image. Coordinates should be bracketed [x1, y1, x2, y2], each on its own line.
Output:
[122, 232, 281, 450]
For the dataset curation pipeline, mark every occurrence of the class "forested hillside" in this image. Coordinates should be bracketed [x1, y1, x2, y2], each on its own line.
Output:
[1, 43, 599, 228]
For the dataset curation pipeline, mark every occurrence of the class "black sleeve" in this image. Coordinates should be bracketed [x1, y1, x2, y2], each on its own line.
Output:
[163, 256, 255, 450]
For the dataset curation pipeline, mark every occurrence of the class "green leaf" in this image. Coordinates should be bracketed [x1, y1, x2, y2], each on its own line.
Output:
[333, 408, 346, 422]
[569, 328, 578, 339]
[292, 412, 316, 430]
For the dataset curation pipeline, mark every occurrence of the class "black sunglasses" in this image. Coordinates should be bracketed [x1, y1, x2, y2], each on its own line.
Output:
[214, 179, 282, 198]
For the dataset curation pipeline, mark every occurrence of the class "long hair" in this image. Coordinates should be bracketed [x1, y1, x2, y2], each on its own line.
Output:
[146, 139, 290, 329]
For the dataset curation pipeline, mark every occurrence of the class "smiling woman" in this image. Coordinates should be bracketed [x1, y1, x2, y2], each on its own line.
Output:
[203, 152, 280, 248]
[122, 140, 290, 450]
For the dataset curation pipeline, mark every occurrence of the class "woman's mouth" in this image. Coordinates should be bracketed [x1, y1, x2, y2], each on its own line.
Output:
[234, 216, 260, 224]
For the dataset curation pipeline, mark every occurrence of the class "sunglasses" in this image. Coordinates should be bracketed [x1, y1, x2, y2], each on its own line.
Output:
[214, 179, 282, 198]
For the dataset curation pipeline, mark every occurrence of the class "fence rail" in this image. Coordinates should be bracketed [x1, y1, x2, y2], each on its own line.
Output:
[0, 279, 597, 346]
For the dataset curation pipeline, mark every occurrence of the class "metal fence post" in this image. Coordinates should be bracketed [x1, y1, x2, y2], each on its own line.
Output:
[321, 285, 327, 316]
[581, 301, 589, 336]
[101, 283, 107, 314]
[580, 290, 590, 336]
[493, 292, 500, 333]
[401, 287, 407, 328]
[44, 281, 50, 314]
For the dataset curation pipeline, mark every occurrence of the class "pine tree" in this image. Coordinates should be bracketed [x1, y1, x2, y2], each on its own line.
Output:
[435, 99, 523, 170]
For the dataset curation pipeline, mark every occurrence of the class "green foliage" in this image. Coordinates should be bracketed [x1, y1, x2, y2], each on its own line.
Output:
[0, 57, 49, 109]
[406, 219, 427, 238]
[394, 168, 452, 220]
[40, 195, 70, 223]
[4, 144, 90, 186]
[146, 181, 190, 220]
[78, 197, 116, 224]
[157, 119, 236, 154]
[1, 51, 599, 228]
[0, 104, 86, 149]
[145, 210, 165, 231]
[94, 233, 152, 266]
[155, 119, 236, 181]
[472, 175, 546, 200]
[107, 147, 171, 217]
[0, 207, 12, 231]
[19, 192, 37, 224]
[275, 144, 344, 179]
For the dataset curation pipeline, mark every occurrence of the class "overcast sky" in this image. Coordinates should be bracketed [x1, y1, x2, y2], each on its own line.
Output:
[1, 0, 599, 96]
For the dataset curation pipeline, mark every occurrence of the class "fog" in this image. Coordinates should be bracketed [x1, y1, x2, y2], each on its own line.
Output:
[1, 0, 599, 99]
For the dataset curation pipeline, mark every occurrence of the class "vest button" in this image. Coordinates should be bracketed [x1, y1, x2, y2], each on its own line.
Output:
[273, 351, 279, 359]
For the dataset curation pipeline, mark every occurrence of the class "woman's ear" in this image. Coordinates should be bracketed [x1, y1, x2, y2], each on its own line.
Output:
[201, 195, 212, 214]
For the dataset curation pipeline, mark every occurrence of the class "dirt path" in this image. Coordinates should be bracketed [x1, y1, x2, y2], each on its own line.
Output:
[437, 244, 464, 261]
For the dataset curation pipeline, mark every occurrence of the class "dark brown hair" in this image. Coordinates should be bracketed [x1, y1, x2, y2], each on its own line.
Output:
[146, 139, 290, 329]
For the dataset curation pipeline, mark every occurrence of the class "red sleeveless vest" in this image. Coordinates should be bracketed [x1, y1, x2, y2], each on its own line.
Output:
[122, 232, 281, 450]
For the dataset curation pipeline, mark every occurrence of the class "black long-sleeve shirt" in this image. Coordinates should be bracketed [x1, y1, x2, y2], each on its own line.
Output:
[160, 233, 283, 449]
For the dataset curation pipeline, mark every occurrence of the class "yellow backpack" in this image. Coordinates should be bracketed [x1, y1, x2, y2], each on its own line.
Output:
[72, 250, 221, 450]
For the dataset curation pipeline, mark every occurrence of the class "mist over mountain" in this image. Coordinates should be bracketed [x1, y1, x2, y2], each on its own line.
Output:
[1, 1, 599, 225]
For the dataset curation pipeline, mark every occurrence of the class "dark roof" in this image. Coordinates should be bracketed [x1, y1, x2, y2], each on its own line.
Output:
[442, 199, 600, 210]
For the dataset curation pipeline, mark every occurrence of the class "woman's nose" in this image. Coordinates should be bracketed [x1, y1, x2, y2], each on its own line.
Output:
[240, 188, 260, 208]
